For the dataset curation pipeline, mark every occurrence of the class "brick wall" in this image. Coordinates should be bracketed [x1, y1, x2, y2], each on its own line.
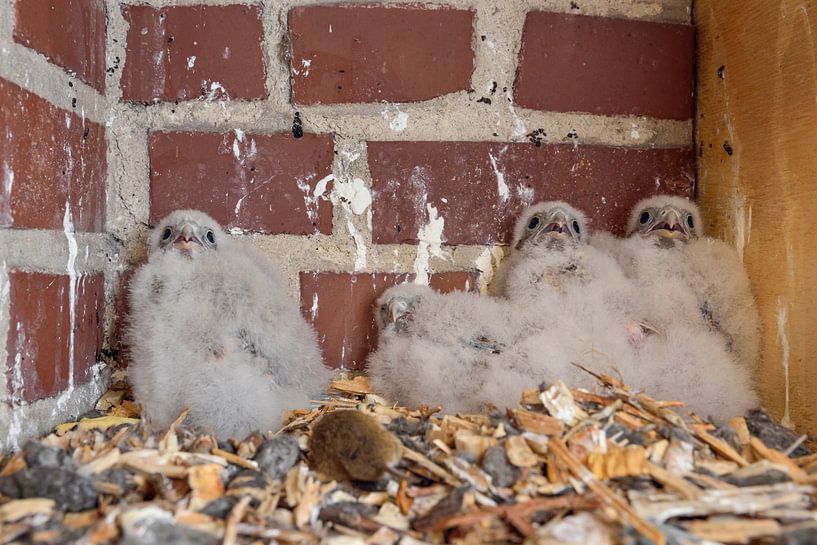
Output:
[0, 0, 694, 446]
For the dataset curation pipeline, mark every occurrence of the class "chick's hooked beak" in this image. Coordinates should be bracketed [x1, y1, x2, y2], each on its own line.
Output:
[388, 299, 410, 324]
[648, 207, 689, 240]
[173, 223, 203, 250]
[537, 209, 574, 242]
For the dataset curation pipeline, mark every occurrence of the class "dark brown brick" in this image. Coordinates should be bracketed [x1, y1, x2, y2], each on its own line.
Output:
[121, 4, 266, 102]
[14, 0, 107, 93]
[300, 271, 478, 370]
[0, 78, 106, 232]
[514, 12, 694, 120]
[289, 5, 475, 104]
[149, 131, 334, 234]
[6, 272, 105, 404]
[368, 141, 694, 245]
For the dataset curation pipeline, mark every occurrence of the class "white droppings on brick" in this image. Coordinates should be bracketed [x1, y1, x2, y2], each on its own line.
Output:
[1, 162, 14, 226]
[57, 202, 79, 410]
[313, 173, 333, 200]
[223, 47, 230, 59]
[8, 328, 26, 450]
[347, 219, 367, 271]
[202, 81, 228, 102]
[474, 245, 505, 293]
[777, 301, 792, 428]
[488, 151, 509, 202]
[332, 177, 372, 216]
[310, 293, 319, 321]
[412, 203, 445, 285]
[186, 56, 196, 70]
[505, 90, 527, 137]
[298, 173, 335, 223]
[515, 184, 534, 207]
[301, 58, 312, 77]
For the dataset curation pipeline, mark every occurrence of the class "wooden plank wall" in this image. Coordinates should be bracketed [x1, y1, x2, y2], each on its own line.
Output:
[696, 0, 817, 433]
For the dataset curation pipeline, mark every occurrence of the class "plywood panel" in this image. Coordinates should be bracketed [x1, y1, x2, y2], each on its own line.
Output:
[696, 0, 817, 433]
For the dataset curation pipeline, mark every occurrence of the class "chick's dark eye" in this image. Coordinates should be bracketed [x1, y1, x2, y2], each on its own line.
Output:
[205, 230, 216, 244]
[639, 211, 651, 225]
[686, 215, 694, 229]
[527, 216, 541, 230]
[572, 220, 580, 234]
[161, 228, 172, 241]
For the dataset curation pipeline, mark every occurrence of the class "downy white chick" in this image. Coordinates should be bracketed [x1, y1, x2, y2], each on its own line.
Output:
[127, 210, 331, 439]
[367, 282, 530, 413]
[501, 202, 650, 387]
[612, 196, 759, 416]
[623, 195, 760, 369]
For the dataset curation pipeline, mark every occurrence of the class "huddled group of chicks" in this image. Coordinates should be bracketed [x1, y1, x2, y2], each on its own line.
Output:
[127, 195, 760, 440]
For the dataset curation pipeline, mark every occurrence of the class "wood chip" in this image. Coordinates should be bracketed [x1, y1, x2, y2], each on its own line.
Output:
[0, 499, 56, 523]
[512, 409, 564, 436]
[684, 516, 781, 542]
[505, 435, 539, 468]
[212, 447, 259, 471]
[188, 463, 225, 511]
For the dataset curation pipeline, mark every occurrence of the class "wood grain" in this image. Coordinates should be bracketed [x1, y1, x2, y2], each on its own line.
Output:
[696, 0, 817, 433]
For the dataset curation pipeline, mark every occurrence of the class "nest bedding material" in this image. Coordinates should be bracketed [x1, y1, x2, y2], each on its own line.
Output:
[0, 369, 815, 545]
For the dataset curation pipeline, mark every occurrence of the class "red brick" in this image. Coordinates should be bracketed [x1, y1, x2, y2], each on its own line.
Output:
[14, 0, 107, 93]
[6, 272, 105, 404]
[0, 78, 106, 232]
[149, 131, 334, 235]
[113, 270, 133, 367]
[289, 5, 475, 104]
[514, 12, 694, 120]
[300, 271, 478, 370]
[368, 141, 694, 245]
[121, 4, 266, 102]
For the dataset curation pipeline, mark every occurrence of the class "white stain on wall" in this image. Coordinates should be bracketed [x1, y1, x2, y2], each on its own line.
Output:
[777, 301, 792, 428]
[57, 203, 79, 410]
[412, 203, 445, 285]
[1, 162, 14, 226]
[488, 152, 509, 202]
[381, 104, 409, 133]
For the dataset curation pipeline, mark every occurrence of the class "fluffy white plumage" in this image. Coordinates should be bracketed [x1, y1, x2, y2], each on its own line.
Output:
[500, 202, 649, 389]
[590, 195, 759, 416]
[369, 283, 528, 413]
[127, 210, 330, 439]
[368, 202, 640, 412]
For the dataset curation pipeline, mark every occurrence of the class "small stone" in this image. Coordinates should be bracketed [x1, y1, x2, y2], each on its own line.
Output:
[96, 468, 137, 492]
[253, 434, 300, 480]
[777, 527, 817, 545]
[387, 417, 429, 437]
[120, 506, 219, 545]
[712, 425, 740, 451]
[22, 440, 74, 469]
[0, 467, 98, 512]
[481, 445, 520, 488]
[200, 496, 238, 519]
[723, 468, 790, 487]
[745, 409, 811, 457]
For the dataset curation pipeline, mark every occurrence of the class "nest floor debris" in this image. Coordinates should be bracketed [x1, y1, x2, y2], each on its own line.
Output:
[1, 367, 815, 545]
